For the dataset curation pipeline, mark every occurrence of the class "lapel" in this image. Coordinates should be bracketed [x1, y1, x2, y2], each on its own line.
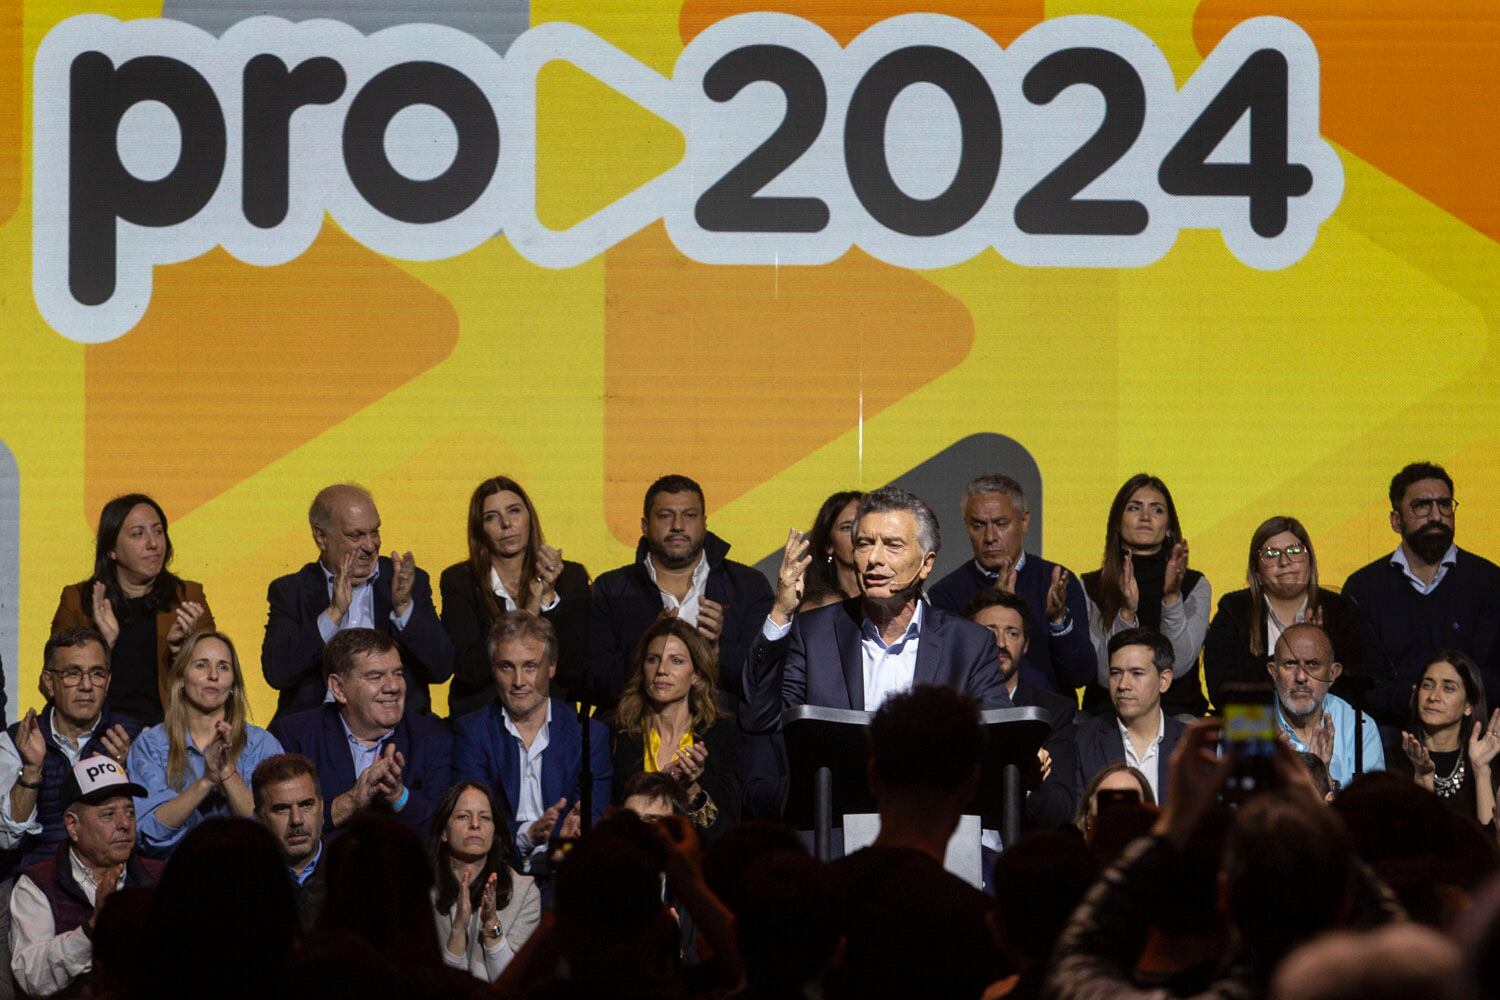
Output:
[540, 701, 577, 804]
[493, 705, 521, 809]
[912, 602, 943, 689]
[300, 563, 328, 621]
[1102, 716, 1126, 768]
[373, 557, 393, 633]
[320, 707, 357, 796]
[833, 601, 863, 711]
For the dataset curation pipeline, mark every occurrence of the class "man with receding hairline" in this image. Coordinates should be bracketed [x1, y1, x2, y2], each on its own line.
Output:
[1269, 622, 1384, 787]
[262, 482, 454, 720]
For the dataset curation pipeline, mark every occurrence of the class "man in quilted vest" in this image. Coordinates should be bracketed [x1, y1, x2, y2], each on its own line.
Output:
[0, 629, 139, 874]
[8, 755, 161, 998]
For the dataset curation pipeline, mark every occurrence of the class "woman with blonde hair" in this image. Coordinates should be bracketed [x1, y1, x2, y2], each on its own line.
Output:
[610, 617, 740, 837]
[128, 630, 283, 856]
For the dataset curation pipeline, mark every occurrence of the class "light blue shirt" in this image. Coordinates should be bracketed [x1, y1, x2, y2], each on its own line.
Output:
[1391, 543, 1458, 596]
[292, 841, 323, 887]
[1275, 691, 1385, 789]
[316, 562, 415, 644]
[337, 713, 396, 780]
[128, 723, 284, 854]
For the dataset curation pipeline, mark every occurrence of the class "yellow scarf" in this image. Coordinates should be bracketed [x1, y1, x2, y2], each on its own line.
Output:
[643, 725, 694, 773]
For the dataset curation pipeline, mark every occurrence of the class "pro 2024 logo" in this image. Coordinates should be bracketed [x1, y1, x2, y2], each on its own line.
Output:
[32, 13, 1344, 344]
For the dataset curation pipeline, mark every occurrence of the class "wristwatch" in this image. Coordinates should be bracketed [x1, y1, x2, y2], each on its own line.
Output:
[484, 921, 504, 939]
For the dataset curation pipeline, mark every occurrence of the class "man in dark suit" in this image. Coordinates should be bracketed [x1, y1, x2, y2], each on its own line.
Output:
[742, 487, 1009, 733]
[927, 474, 1095, 694]
[964, 589, 1077, 830]
[262, 483, 454, 720]
[1075, 628, 1185, 807]
[269, 629, 451, 834]
[453, 612, 611, 871]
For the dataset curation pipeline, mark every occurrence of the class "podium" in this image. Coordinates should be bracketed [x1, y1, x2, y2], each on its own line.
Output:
[781, 705, 1050, 864]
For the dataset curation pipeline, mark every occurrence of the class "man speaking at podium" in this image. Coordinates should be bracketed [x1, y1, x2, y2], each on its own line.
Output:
[742, 487, 1010, 732]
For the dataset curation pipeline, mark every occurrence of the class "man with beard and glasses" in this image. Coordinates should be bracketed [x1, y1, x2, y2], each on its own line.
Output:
[1344, 462, 1500, 724]
[1270, 623, 1384, 788]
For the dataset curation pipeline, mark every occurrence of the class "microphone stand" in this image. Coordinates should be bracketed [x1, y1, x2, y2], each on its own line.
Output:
[568, 688, 618, 836]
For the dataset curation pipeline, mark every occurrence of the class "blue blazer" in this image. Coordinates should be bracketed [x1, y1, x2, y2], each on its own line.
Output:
[740, 597, 1011, 733]
[261, 556, 455, 721]
[451, 698, 612, 841]
[1074, 710, 1186, 809]
[928, 556, 1096, 692]
[268, 703, 452, 834]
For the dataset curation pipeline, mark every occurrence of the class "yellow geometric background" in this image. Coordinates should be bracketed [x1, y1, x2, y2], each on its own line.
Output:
[2, 0, 1497, 721]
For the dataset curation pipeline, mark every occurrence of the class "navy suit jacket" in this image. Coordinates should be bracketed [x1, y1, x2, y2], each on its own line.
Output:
[262, 556, 455, 721]
[1074, 710, 1185, 808]
[928, 556, 1095, 692]
[587, 533, 774, 702]
[740, 597, 1011, 733]
[268, 704, 452, 834]
[451, 698, 612, 841]
[1010, 680, 1080, 830]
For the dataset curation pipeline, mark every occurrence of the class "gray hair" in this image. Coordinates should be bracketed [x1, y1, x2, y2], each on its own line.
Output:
[961, 474, 1028, 515]
[308, 483, 374, 534]
[856, 487, 941, 556]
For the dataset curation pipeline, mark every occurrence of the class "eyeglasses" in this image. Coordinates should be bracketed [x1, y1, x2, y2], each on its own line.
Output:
[1258, 544, 1308, 564]
[45, 667, 110, 687]
[1407, 497, 1457, 517]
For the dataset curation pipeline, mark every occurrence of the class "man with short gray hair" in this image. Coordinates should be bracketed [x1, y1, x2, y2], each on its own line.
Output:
[930, 474, 1095, 694]
[262, 483, 454, 720]
[742, 487, 1009, 733]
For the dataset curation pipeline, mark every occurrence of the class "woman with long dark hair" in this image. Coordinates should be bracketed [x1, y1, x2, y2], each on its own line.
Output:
[128, 630, 283, 856]
[1202, 515, 1376, 707]
[1082, 475, 1209, 717]
[611, 617, 740, 837]
[50, 493, 214, 725]
[427, 781, 541, 983]
[800, 490, 862, 610]
[439, 476, 591, 715]
[1397, 650, 1500, 828]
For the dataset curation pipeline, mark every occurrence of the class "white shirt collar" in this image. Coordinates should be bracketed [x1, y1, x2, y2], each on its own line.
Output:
[1390, 543, 1458, 593]
[502, 699, 553, 742]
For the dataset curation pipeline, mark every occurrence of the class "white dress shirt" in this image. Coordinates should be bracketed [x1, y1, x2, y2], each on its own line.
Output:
[645, 552, 710, 627]
[1265, 595, 1311, 660]
[761, 601, 929, 711]
[1391, 543, 1458, 596]
[1118, 709, 1166, 804]
[487, 568, 560, 614]
[505, 702, 552, 860]
[10, 848, 124, 996]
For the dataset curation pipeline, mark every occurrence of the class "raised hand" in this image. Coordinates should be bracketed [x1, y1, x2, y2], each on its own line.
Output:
[527, 798, 571, 846]
[1120, 551, 1140, 620]
[696, 598, 724, 651]
[1401, 731, 1435, 788]
[98, 724, 132, 767]
[1468, 709, 1500, 770]
[373, 744, 406, 805]
[479, 872, 501, 936]
[90, 582, 120, 648]
[1037, 747, 1052, 783]
[202, 721, 236, 785]
[15, 709, 45, 770]
[992, 556, 1019, 596]
[527, 544, 565, 612]
[770, 529, 812, 625]
[1045, 566, 1071, 625]
[447, 867, 474, 956]
[165, 601, 206, 651]
[1309, 713, 1335, 766]
[390, 551, 417, 617]
[1163, 540, 1189, 601]
[665, 741, 709, 800]
[1305, 603, 1326, 628]
[558, 805, 581, 839]
[88, 864, 125, 926]
[328, 551, 356, 626]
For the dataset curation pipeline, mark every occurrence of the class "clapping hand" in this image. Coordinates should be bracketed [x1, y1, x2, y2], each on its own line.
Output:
[165, 601, 207, 651]
[15, 709, 45, 770]
[1120, 551, 1140, 621]
[90, 582, 120, 647]
[328, 552, 356, 626]
[1037, 747, 1052, 782]
[1309, 714, 1335, 766]
[1401, 731, 1436, 789]
[99, 724, 132, 767]
[202, 721, 236, 785]
[1045, 566, 1071, 625]
[771, 530, 812, 625]
[992, 556, 1019, 596]
[390, 551, 417, 617]
[697, 597, 725, 652]
[527, 544, 565, 612]
[1467, 709, 1500, 771]
[1163, 540, 1189, 600]
[527, 798, 575, 847]
[665, 741, 709, 798]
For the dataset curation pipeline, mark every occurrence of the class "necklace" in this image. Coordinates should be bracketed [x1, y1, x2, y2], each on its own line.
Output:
[1432, 749, 1466, 799]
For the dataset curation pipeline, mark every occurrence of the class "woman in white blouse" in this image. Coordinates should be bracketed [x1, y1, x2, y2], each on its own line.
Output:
[427, 781, 541, 982]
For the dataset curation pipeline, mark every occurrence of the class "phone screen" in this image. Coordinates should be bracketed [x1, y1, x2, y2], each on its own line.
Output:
[1219, 682, 1277, 805]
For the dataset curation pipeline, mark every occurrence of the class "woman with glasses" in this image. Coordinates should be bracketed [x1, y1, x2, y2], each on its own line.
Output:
[50, 493, 215, 726]
[1203, 515, 1376, 707]
[128, 631, 283, 857]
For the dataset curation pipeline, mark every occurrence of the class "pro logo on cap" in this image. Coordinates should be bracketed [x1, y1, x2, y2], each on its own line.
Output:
[68, 754, 146, 807]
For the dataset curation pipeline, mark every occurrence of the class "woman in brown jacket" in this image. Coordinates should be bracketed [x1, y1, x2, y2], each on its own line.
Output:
[51, 493, 213, 725]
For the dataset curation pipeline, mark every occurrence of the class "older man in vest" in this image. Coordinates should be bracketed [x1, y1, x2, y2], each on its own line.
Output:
[8, 756, 161, 998]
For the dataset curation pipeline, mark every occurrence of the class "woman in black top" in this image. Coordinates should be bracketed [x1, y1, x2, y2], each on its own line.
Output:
[439, 476, 590, 716]
[1202, 515, 1376, 708]
[610, 617, 739, 838]
[1082, 474, 1209, 718]
[51, 493, 212, 726]
[799, 490, 862, 611]
[1397, 650, 1500, 828]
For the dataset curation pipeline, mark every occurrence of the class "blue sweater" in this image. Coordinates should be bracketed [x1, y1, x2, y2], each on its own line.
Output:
[1342, 547, 1500, 723]
[928, 555, 1095, 692]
